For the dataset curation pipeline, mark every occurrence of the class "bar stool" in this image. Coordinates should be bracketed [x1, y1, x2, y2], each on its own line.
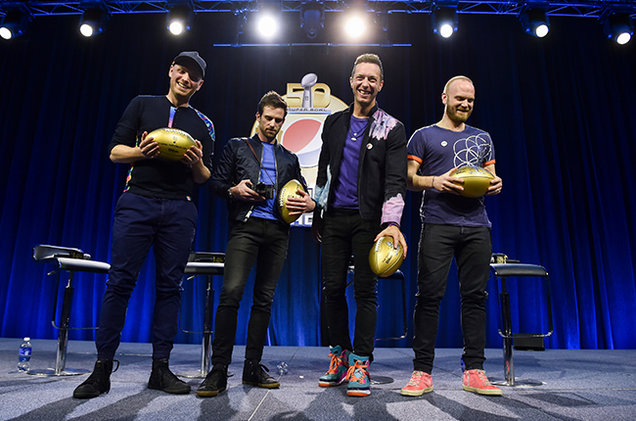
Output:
[178, 252, 225, 378]
[31, 245, 110, 376]
[490, 258, 553, 387]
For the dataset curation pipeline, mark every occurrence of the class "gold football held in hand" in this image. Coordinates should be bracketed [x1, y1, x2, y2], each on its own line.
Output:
[369, 236, 405, 278]
[450, 166, 494, 198]
[146, 128, 196, 161]
[278, 179, 306, 224]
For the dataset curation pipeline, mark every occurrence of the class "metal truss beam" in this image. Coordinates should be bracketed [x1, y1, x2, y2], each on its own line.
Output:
[1, 1, 635, 18]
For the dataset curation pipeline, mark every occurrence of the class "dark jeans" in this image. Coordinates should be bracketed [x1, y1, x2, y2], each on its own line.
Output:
[321, 209, 380, 357]
[211, 217, 289, 366]
[97, 192, 197, 360]
[412, 223, 492, 373]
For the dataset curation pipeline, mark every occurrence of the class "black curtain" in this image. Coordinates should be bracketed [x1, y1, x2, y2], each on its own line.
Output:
[1, 13, 634, 350]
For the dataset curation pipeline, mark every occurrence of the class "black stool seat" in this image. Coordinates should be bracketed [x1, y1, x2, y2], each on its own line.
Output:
[491, 263, 547, 278]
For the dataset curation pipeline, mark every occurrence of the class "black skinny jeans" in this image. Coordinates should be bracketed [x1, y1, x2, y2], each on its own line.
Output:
[211, 217, 289, 366]
[412, 223, 492, 373]
[321, 209, 380, 357]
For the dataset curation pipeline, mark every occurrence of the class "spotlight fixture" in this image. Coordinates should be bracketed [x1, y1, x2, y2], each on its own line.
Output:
[342, 8, 370, 41]
[519, 8, 550, 38]
[0, 8, 32, 40]
[79, 3, 110, 38]
[603, 12, 633, 45]
[254, 11, 281, 40]
[432, 6, 458, 39]
[166, 3, 193, 36]
[300, 1, 325, 40]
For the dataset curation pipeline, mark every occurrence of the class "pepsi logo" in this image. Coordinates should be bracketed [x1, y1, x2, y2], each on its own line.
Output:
[281, 117, 323, 168]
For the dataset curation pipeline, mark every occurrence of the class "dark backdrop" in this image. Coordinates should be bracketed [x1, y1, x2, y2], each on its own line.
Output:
[1, 12, 635, 351]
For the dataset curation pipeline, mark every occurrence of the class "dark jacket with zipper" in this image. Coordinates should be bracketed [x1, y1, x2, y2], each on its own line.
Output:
[314, 103, 407, 224]
[211, 134, 308, 225]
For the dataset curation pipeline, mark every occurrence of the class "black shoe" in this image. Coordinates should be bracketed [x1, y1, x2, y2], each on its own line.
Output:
[197, 365, 228, 397]
[73, 359, 118, 399]
[148, 358, 191, 394]
[242, 360, 280, 389]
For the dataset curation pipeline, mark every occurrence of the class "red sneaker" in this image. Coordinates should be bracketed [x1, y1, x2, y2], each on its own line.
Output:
[462, 369, 502, 396]
[400, 370, 433, 396]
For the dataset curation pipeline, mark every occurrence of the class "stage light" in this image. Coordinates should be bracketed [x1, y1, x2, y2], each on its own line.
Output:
[603, 12, 633, 45]
[166, 3, 193, 36]
[432, 6, 458, 39]
[300, 1, 325, 39]
[79, 4, 110, 38]
[343, 11, 369, 40]
[0, 8, 32, 40]
[254, 11, 281, 40]
[519, 8, 550, 38]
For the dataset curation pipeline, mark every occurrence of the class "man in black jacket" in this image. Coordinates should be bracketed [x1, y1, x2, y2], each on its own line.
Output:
[73, 51, 214, 399]
[197, 91, 315, 397]
[313, 53, 407, 397]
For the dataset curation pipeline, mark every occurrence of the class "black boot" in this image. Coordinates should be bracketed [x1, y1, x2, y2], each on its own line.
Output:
[242, 359, 280, 389]
[148, 358, 191, 394]
[73, 359, 116, 399]
[197, 364, 228, 397]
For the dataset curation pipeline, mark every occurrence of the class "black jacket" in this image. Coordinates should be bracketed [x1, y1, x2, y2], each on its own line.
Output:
[211, 135, 308, 224]
[315, 103, 407, 223]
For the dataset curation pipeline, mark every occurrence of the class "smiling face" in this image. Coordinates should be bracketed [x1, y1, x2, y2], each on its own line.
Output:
[350, 62, 384, 110]
[256, 105, 286, 143]
[168, 64, 203, 103]
[442, 79, 475, 124]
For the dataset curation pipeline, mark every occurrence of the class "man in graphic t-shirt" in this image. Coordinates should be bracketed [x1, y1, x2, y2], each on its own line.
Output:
[400, 76, 503, 397]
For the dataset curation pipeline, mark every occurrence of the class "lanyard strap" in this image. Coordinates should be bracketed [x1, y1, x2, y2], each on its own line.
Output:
[242, 137, 276, 186]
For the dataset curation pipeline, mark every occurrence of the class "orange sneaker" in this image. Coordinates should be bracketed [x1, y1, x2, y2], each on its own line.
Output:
[400, 370, 433, 396]
[462, 369, 502, 396]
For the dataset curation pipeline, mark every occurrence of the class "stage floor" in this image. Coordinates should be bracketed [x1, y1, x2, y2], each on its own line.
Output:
[1, 338, 635, 420]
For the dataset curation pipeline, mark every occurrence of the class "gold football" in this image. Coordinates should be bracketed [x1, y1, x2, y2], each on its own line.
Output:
[146, 127, 196, 161]
[369, 236, 405, 278]
[450, 166, 494, 198]
[278, 179, 306, 224]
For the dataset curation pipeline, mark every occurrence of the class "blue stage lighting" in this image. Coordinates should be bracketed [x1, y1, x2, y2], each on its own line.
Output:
[432, 6, 458, 39]
[300, 1, 325, 39]
[519, 8, 550, 38]
[0, 8, 32, 40]
[603, 12, 633, 45]
[79, 4, 110, 38]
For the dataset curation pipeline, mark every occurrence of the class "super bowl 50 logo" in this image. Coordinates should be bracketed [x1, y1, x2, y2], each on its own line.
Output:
[252, 74, 347, 227]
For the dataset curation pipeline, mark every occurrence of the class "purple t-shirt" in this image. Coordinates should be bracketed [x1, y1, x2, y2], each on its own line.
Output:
[331, 116, 369, 209]
[407, 124, 495, 227]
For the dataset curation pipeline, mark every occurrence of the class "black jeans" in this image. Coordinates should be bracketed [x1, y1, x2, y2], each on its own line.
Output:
[211, 217, 289, 366]
[412, 224, 492, 373]
[97, 192, 197, 360]
[321, 209, 380, 357]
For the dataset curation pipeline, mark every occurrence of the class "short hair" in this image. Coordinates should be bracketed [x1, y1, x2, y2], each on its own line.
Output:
[257, 91, 288, 117]
[443, 75, 474, 95]
[351, 53, 384, 80]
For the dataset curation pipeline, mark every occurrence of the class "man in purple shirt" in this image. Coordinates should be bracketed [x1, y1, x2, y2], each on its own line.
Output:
[313, 53, 407, 397]
[400, 76, 503, 397]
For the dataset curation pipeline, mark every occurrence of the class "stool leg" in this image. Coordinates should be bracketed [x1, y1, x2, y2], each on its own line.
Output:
[500, 278, 515, 386]
[28, 271, 89, 377]
[55, 273, 74, 375]
[201, 275, 214, 376]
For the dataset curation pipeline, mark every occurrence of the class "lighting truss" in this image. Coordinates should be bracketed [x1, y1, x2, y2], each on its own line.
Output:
[1, 1, 635, 19]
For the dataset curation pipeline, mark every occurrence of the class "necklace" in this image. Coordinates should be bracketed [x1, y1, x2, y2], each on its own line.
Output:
[351, 131, 360, 141]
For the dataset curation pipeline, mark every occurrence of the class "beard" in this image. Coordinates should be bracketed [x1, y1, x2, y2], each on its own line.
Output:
[447, 106, 472, 123]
